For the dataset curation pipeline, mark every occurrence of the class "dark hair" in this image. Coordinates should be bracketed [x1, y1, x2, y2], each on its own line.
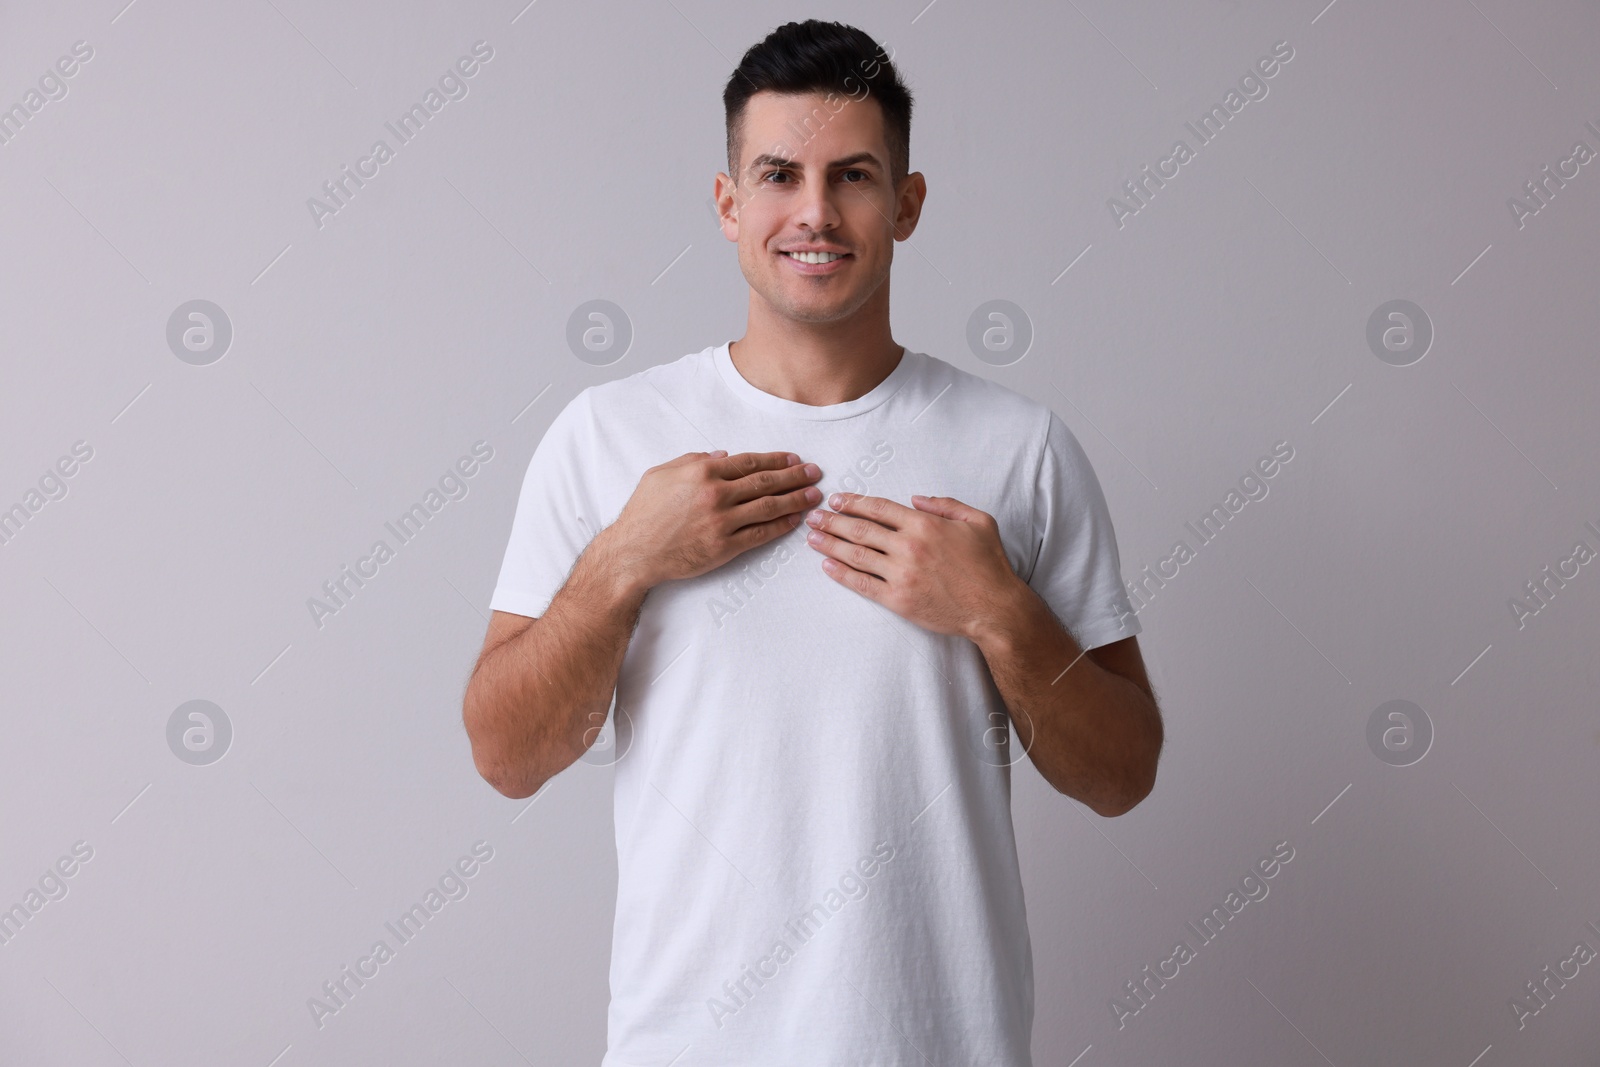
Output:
[723, 20, 914, 191]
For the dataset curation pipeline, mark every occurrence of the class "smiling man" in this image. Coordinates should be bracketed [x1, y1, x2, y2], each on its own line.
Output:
[463, 18, 1163, 1067]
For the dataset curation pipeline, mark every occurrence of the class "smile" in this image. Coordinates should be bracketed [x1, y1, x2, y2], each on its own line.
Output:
[780, 250, 852, 273]
[783, 250, 847, 263]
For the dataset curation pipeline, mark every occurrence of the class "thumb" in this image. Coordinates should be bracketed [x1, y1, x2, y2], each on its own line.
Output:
[664, 450, 725, 469]
[911, 494, 974, 520]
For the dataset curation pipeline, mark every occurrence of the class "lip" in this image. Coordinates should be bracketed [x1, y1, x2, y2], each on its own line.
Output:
[778, 250, 852, 275]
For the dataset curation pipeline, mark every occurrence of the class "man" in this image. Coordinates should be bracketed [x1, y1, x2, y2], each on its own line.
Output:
[463, 18, 1163, 1066]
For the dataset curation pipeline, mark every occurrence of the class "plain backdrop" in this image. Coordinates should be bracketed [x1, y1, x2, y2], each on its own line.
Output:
[2, 1, 1597, 1065]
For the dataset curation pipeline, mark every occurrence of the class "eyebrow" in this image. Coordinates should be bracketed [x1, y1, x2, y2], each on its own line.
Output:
[746, 151, 883, 175]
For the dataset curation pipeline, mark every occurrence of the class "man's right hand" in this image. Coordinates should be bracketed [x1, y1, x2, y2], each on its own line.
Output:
[597, 450, 823, 592]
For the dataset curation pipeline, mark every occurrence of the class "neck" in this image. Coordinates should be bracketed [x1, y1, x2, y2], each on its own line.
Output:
[730, 299, 904, 407]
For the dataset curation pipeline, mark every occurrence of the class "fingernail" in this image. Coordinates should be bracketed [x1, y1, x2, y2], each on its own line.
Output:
[804, 487, 822, 503]
[803, 463, 821, 478]
[807, 509, 826, 526]
[828, 494, 843, 509]
[786, 453, 801, 466]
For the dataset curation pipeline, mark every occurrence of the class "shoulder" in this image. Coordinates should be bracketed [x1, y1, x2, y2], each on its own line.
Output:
[582, 346, 714, 416]
[910, 351, 1065, 456]
[529, 347, 713, 447]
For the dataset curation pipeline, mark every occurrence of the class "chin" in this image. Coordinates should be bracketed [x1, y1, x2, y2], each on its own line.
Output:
[778, 296, 858, 323]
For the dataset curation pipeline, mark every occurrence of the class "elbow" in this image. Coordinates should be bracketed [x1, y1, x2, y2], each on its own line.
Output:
[468, 735, 546, 799]
[1089, 746, 1162, 818]
[463, 696, 542, 800]
[471, 743, 544, 799]
[1056, 778, 1144, 818]
[1103, 707, 1164, 816]
[1094, 779, 1152, 818]
[487, 769, 545, 800]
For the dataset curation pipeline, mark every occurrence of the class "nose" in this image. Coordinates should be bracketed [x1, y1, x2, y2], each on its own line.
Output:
[792, 173, 843, 234]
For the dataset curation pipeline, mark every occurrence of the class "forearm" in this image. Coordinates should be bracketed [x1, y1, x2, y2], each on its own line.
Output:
[465, 529, 649, 798]
[973, 580, 1161, 815]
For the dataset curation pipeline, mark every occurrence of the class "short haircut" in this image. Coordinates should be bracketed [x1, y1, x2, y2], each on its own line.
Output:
[723, 19, 914, 191]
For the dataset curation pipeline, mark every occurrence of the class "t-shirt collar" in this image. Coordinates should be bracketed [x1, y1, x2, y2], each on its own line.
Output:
[713, 341, 915, 421]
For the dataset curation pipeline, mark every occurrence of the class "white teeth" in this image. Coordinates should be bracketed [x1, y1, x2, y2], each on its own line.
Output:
[785, 251, 845, 264]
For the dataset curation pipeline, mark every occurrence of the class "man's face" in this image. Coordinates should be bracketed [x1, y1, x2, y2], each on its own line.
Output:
[716, 91, 923, 325]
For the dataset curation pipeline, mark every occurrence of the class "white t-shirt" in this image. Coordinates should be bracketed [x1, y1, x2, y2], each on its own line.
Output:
[490, 341, 1141, 1067]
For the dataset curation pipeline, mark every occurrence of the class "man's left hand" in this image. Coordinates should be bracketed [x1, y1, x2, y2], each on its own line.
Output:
[803, 492, 1022, 641]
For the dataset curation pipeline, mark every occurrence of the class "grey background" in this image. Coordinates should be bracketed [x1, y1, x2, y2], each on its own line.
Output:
[2, 1, 1597, 1064]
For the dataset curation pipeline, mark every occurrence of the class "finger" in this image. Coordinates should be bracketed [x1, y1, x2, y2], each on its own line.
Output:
[825, 492, 915, 531]
[731, 510, 808, 553]
[661, 450, 722, 469]
[723, 456, 822, 506]
[816, 549, 888, 599]
[729, 484, 822, 531]
[804, 525, 890, 580]
[708, 451, 796, 482]
[804, 504, 893, 552]
[910, 493, 985, 522]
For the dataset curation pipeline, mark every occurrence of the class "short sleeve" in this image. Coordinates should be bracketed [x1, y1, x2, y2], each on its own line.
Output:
[489, 389, 599, 619]
[1022, 410, 1142, 650]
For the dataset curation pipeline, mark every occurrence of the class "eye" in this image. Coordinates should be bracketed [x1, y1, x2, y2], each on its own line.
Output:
[762, 170, 792, 184]
[841, 169, 869, 182]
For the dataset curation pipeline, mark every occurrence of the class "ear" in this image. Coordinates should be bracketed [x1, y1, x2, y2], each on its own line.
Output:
[713, 173, 742, 242]
[894, 171, 927, 241]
